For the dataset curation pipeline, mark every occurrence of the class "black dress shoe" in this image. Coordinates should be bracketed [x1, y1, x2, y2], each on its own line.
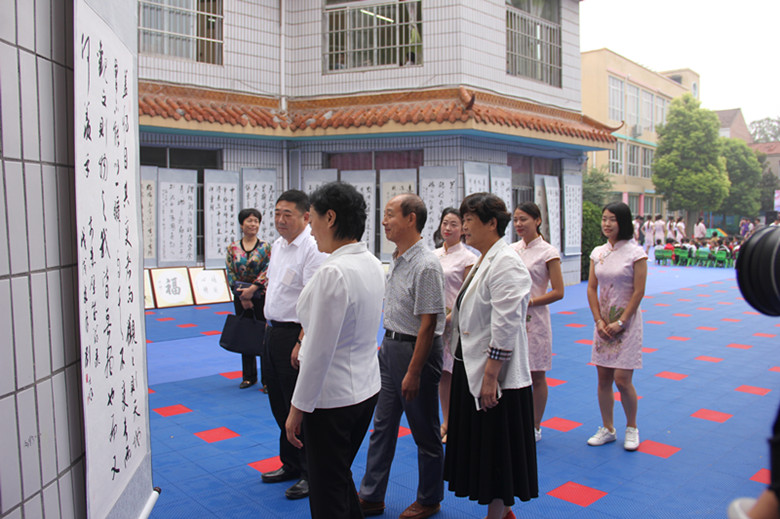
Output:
[239, 380, 256, 389]
[261, 466, 298, 483]
[285, 479, 309, 500]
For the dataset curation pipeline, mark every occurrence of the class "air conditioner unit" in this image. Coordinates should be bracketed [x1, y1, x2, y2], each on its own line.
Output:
[631, 125, 642, 138]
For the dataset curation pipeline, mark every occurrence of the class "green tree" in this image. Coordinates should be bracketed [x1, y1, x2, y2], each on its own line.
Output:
[749, 116, 780, 143]
[652, 94, 730, 213]
[582, 165, 613, 207]
[717, 138, 761, 217]
[580, 200, 603, 281]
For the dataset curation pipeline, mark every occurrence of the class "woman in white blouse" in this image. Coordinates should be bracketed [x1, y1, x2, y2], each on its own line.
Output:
[285, 182, 384, 519]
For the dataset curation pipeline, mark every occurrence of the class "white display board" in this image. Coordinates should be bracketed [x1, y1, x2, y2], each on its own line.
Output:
[341, 170, 377, 254]
[490, 164, 513, 242]
[204, 169, 239, 268]
[157, 169, 197, 266]
[543, 175, 562, 252]
[74, 2, 155, 517]
[241, 168, 277, 244]
[302, 169, 338, 194]
[563, 173, 583, 256]
[463, 161, 489, 196]
[419, 166, 457, 250]
[140, 166, 157, 267]
[379, 169, 417, 260]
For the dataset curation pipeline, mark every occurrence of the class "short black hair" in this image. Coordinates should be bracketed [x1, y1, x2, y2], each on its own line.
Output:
[603, 202, 634, 241]
[460, 192, 511, 237]
[238, 208, 262, 225]
[398, 194, 427, 233]
[309, 182, 367, 241]
[276, 189, 309, 214]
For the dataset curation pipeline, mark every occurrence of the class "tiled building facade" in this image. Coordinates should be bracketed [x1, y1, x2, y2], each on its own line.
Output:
[138, 0, 615, 284]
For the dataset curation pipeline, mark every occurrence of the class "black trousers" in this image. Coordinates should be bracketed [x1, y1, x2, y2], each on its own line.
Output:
[304, 393, 379, 519]
[262, 323, 307, 477]
[232, 293, 264, 383]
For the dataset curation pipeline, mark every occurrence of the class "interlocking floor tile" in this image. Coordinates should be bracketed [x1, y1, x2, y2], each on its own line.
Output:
[195, 427, 240, 443]
[157, 317, 175, 322]
[696, 356, 723, 363]
[667, 336, 690, 341]
[248, 456, 281, 474]
[548, 481, 607, 507]
[177, 323, 197, 328]
[637, 440, 680, 459]
[575, 339, 593, 345]
[696, 326, 717, 331]
[751, 469, 771, 484]
[691, 409, 733, 423]
[735, 385, 771, 396]
[541, 417, 582, 432]
[154, 404, 193, 417]
[641, 348, 657, 353]
[565, 323, 587, 328]
[727, 343, 753, 350]
[754, 333, 776, 338]
[547, 377, 566, 387]
[200, 330, 222, 336]
[219, 371, 243, 379]
[656, 371, 688, 381]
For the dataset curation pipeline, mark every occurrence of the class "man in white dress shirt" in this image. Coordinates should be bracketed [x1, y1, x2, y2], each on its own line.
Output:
[260, 190, 327, 500]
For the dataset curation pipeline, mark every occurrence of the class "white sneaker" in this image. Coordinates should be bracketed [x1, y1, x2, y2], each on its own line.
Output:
[534, 428, 542, 442]
[727, 497, 757, 519]
[624, 427, 640, 451]
[587, 426, 617, 446]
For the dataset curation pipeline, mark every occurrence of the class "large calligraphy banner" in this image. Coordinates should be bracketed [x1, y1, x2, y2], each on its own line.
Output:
[74, 1, 156, 517]
[204, 169, 239, 268]
[490, 164, 513, 243]
[419, 166, 457, 250]
[341, 170, 377, 254]
[463, 162, 489, 196]
[140, 166, 157, 267]
[302, 169, 338, 195]
[543, 175, 562, 252]
[157, 169, 197, 266]
[379, 169, 417, 260]
[241, 168, 277, 244]
[562, 173, 582, 256]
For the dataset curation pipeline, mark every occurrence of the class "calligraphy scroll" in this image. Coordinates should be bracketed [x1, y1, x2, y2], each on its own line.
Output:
[157, 168, 197, 266]
[140, 166, 157, 266]
[74, 1, 155, 517]
[302, 169, 338, 195]
[463, 162, 489, 196]
[419, 166, 457, 250]
[490, 165, 513, 243]
[339, 170, 377, 254]
[188, 267, 232, 305]
[203, 169, 239, 268]
[241, 168, 277, 243]
[562, 173, 582, 256]
[379, 169, 417, 260]
[543, 176, 562, 252]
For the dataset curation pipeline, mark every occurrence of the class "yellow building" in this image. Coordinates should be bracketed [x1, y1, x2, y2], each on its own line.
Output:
[581, 49, 698, 218]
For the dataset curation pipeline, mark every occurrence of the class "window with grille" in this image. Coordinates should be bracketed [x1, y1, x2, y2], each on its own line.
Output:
[655, 96, 668, 128]
[324, 0, 422, 72]
[506, 0, 561, 87]
[608, 76, 624, 122]
[626, 84, 639, 127]
[609, 141, 623, 175]
[627, 144, 639, 177]
[628, 194, 639, 215]
[641, 90, 654, 132]
[644, 196, 653, 216]
[642, 148, 654, 178]
[139, 0, 223, 65]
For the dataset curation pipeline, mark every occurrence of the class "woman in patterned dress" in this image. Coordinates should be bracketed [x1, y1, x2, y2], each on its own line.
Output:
[226, 208, 271, 390]
[434, 208, 476, 443]
[586, 202, 647, 451]
[511, 202, 563, 442]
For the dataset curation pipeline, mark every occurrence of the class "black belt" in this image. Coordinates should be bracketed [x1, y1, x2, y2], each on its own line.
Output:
[385, 330, 417, 343]
[269, 320, 301, 329]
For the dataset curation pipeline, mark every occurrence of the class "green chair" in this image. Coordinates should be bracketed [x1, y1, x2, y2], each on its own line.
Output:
[662, 249, 673, 265]
[695, 249, 712, 267]
[675, 247, 689, 266]
[654, 248, 665, 265]
[714, 249, 729, 268]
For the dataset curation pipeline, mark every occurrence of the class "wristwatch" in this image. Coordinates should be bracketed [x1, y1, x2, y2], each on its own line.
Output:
[617, 319, 624, 328]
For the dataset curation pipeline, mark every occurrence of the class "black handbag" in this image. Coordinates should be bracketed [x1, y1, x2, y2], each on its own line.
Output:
[219, 312, 265, 356]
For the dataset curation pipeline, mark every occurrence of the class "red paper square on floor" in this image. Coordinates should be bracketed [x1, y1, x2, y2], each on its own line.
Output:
[177, 323, 197, 328]
[541, 417, 582, 432]
[745, 311, 760, 315]
[677, 298, 692, 302]
[754, 333, 777, 338]
[220, 371, 243, 379]
[667, 336, 690, 342]
[727, 343, 753, 350]
[614, 392, 643, 402]
[156, 317, 175, 322]
[637, 440, 680, 459]
[575, 339, 593, 345]
[661, 291, 674, 295]
[654, 303, 671, 307]
[697, 294, 711, 298]
[557, 311, 576, 315]
[643, 295, 654, 299]
[696, 356, 723, 363]
[398, 426, 411, 438]
[673, 313, 691, 317]
[717, 302, 734, 305]
[680, 287, 692, 291]
[722, 318, 741, 322]
[692, 409, 733, 423]
[715, 289, 727, 293]
[646, 320, 665, 325]
[215, 311, 233, 315]
[641, 348, 657, 353]
[195, 306, 211, 310]
[770, 367, 780, 373]
[148, 388, 156, 394]
[201, 330, 222, 336]
[154, 404, 192, 417]
[146, 340, 152, 344]
[195, 426, 239, 443]
[697, 327, 718, 331]
[656, 371, 688, 381]
[145, 311, 155, 315]
[565, 323, 587, 328]
[697, 307, 714, 311]
[249, 456, 282, 474]
[736, 385, 771, 396]
[548, 481, 607, 507]
[547, 377, 566, 387]
[751, 469, 771, 484]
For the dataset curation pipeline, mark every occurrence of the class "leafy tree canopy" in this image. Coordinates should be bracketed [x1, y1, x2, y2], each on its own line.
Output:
[582, 165, 613, 207]
[652, 94, 729, 212]
[749, 116, 780, 143]
[717, 138, 762, 216]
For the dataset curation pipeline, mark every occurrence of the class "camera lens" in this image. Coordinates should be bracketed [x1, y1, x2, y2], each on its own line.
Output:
[736, 226, 780, 316]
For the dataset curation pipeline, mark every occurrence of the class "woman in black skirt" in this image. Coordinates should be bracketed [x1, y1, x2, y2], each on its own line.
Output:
[444, 192, 538, 519]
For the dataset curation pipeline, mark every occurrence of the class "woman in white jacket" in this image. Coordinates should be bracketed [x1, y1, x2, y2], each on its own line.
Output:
[443, 192, 538, 519]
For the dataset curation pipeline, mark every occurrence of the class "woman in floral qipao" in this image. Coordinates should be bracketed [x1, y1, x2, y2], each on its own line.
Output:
[585, 202, 647, 452]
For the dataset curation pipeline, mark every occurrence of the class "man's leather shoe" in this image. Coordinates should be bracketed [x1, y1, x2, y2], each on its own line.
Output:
[284, 479, 309, 500]
[358, 498, 385, 516]
[239, 380, 255, 389]
[400, 501, 440, 519]
[261, 466, 298, 483]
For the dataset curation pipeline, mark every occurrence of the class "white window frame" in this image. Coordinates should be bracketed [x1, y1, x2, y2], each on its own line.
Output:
[138, 0, 223, 65]
[627, 144, 640, 177]
[626, 84, 640, 127]
[641, 90, 654, 132]
[609, 141, 624, 175]
[608, 76, 624, 122]
[655, 96, 668, 128]
[506, 1, 562, 87]
[642, 148, 654, 179]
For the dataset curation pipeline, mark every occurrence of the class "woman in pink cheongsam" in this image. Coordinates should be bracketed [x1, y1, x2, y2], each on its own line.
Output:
[586, 202, 647, 452]
[433, 208, 476, 443]
[511, 202, 563, 442]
